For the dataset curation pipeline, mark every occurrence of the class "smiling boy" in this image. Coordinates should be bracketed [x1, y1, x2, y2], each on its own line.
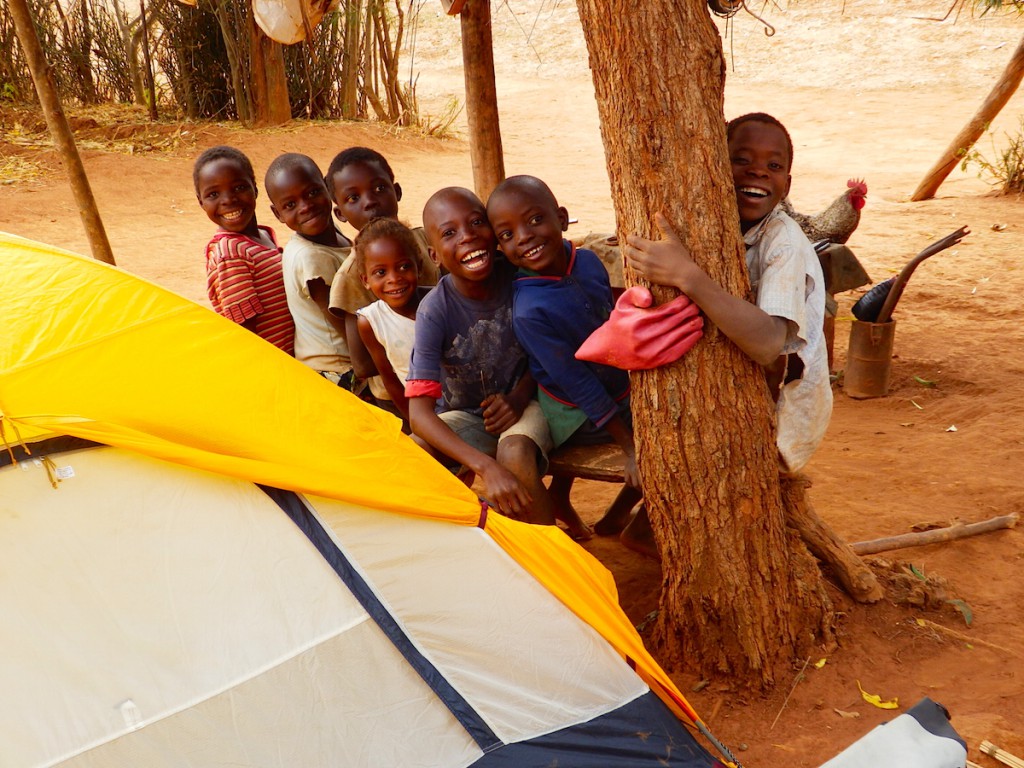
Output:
[324, 147, 439, 391]
[195, 145, 294, 355]
[265, 153, 354, 386]
[487, 175, 645, 550]
[626, 112, 832, 473]
[405, 187, 588, 538]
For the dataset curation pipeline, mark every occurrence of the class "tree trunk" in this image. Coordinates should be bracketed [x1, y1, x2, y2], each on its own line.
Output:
[460, 0, 504, 203]
[9, 0, 116, 266]
[212, 0, 251, 123]
[111, 0, 145, 104]
[78, 0, 100, 103]
[910, 32, 1024, 201]
[340, 0, 363, 118]
[139, 0, 159, 120]
[248, 12, 291, 126]
[575, 0, 832, 688]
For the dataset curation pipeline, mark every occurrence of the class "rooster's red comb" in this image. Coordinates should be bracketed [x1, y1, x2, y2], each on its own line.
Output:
[847, 178, 868, 196]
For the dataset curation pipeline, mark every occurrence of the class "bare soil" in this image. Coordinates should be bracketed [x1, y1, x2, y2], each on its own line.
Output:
[2, 1, 1023, 765]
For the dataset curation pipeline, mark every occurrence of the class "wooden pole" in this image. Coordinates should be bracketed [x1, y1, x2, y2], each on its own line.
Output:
[851, 513, 1018, 555]
[139, 0, 159, 121]
[910, 33, 1024, 202]
[8, 0, 116, 266]
[459, 0, 504, 202]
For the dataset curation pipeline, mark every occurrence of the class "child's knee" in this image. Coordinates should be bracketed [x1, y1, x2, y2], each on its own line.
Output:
[496, 435, 539, 474]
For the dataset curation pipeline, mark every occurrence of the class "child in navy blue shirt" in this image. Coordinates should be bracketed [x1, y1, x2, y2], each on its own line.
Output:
[487, 175, 648, 554]
[406, 186, 591, 540]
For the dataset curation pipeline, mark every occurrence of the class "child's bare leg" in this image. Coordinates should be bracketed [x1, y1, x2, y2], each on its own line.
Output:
[547, 476, 592, 541]
[619, 503, 661, 561]
[594, 485, 643, 536]
[497, 435, 557, 524]
[498, 437, 592, 540]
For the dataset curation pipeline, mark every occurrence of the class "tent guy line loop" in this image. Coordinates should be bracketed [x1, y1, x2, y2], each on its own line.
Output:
[0, 415, 30, 465]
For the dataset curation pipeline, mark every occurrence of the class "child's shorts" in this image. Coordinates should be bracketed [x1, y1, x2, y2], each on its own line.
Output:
[439, 399, 553, 469]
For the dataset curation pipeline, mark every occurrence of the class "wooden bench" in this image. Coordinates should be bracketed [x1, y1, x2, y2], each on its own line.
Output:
[546, 443, 625, 484]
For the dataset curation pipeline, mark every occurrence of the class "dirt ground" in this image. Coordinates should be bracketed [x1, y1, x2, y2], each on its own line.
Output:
[3, 1, 1023, 765]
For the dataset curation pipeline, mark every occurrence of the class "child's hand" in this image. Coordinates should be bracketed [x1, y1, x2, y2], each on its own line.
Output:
[623, 455, 641, 489]
[480, 462, 532, 520]
[481, 394, 522, 435]
[625, 213, 701, 292]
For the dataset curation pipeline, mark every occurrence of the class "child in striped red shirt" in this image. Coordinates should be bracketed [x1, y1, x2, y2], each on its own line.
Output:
[195, 145, 295, 355]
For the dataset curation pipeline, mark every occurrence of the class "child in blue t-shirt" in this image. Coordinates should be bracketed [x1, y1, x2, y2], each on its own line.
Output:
[406, 186, 590, 540]
[487, 175, 647, 554]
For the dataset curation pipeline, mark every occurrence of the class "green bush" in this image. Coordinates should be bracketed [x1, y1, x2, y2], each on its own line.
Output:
[960, 118, 1024, 195]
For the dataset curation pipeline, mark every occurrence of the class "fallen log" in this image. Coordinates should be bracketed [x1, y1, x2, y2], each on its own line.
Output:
[851, 514, 1019, 556]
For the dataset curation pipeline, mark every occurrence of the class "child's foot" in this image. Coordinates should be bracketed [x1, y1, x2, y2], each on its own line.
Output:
[559, 511, 593, 542]
[619, 504, 661, 561]
[594, 485, 643, 536]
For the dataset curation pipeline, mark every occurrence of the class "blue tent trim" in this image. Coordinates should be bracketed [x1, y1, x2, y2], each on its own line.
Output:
[259, 485, 501, 752]
[904, 698, 966, 750]
[260, 485, 723, 766]
[472, 691, 721, 766]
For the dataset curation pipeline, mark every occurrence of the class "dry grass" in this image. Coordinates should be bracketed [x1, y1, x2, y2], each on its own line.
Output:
[0, 151, 44, 185]
[0, 104, 199, 165]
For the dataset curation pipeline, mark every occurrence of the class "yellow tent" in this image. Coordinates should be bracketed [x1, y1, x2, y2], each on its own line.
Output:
[1, 232, 733, 763]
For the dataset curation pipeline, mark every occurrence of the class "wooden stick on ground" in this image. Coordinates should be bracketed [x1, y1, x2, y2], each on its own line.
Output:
[852, 514, 1019, 555]
[916, 619, 1022, 658]
[981, 741, 1024, 768]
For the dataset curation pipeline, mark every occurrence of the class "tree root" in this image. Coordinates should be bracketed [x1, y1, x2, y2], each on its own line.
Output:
[780, 473, 885, 604]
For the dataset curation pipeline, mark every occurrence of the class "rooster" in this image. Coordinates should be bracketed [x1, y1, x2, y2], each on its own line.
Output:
[780, 178, 867, 244]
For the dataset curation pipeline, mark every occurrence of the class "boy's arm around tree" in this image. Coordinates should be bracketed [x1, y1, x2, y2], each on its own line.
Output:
[625, 213, 788, 366]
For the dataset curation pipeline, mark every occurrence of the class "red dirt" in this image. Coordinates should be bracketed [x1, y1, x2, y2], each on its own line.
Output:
[3, 1, 1022, 765]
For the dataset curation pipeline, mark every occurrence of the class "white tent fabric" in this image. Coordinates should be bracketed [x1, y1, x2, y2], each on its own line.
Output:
[2, 445, 650, 767]
[312, 493, 647, 744]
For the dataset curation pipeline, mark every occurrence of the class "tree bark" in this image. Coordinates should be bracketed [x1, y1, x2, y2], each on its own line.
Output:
[139, 0, 159, 120]
[248, 14, 291, 126]
[111, 0, 146, 104]
[212, 0, 251, 123]
[460, 0, 504, 202]
[910, 32, 1024, 201]
[9, 0, 116, 266]
[781, 475, 883, 603]
[78, 0, 100, 104]
[575, 0, 832, 687]
[340, 0, 363, 118]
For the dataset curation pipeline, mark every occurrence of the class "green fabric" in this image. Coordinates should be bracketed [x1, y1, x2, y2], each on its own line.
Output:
[539, 389, 588, 449]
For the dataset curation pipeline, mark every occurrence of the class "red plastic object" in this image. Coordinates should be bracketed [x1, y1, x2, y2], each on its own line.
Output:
[575, 286, 704, 371]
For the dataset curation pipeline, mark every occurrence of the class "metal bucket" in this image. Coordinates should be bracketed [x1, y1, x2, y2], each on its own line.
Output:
[844, 319, 896, 399]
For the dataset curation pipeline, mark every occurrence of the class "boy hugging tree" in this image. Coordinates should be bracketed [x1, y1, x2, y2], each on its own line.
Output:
[625, 112, 832, 476]
[405, 187, 589, 540]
